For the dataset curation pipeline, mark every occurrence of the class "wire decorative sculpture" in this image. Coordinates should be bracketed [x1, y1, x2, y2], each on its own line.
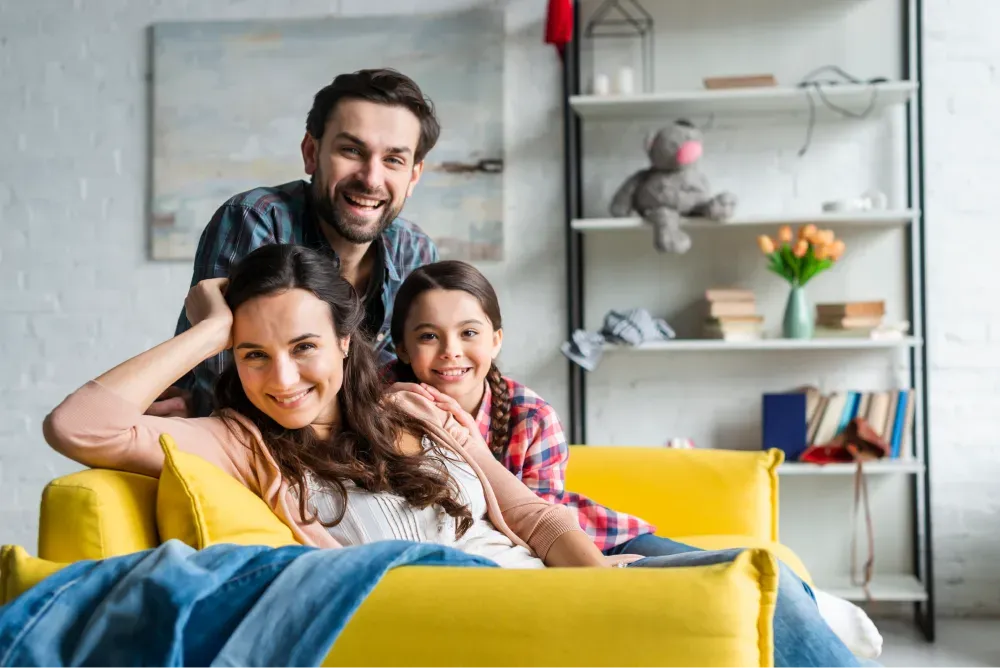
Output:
[583, 0, 654, 93]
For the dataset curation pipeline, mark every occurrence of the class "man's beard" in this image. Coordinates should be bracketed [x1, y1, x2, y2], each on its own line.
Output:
[311, 176, 402, 244]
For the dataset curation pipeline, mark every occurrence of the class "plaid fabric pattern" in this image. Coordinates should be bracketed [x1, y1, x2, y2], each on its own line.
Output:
[174, 179, 438, 417]
[477, 376, 656, 551]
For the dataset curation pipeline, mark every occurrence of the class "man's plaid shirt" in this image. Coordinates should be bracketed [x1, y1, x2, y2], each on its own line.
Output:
[174, 179, 438, 417]
[474, 376, 657, 551]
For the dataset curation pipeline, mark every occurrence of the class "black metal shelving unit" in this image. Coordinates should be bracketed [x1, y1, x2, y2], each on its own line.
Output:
[559, 0, 934, 642]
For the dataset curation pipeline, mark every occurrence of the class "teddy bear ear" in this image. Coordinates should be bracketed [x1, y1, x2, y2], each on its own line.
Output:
[644, 130, 658, 153]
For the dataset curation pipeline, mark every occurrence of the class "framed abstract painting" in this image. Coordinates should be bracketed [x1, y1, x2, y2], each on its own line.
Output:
[149, 7, 504, 261]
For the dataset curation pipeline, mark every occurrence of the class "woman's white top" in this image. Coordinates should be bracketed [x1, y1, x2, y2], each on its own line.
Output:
[306, 436, 545, 569]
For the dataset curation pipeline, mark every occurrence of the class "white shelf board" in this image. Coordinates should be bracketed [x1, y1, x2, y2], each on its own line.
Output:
[571, 210, 918, 232]
[815, 574, 928, 603]
[569, 81, 918, 121]
[602, 338, 921, 352]
[779, 461, 924, 476]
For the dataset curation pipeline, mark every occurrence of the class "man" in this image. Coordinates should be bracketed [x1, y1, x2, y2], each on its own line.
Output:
[152, 68, 440, 418]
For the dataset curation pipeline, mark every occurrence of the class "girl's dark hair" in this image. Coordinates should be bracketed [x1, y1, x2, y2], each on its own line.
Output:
[390, 260, 512, 460]
[213, 244, 472, 537]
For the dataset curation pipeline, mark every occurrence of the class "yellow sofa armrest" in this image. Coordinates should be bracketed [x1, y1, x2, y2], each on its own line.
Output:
[1, 545, 68, 606]
[565, 447, 783, 542]
[327, 548, 779, 667]
[39, 469, 160, 562]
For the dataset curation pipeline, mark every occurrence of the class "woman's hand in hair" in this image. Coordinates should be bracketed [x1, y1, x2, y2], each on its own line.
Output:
[184, 278, 233, 354]
[84, 277, 237, 413]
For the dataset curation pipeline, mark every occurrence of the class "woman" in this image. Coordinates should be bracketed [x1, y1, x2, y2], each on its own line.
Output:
[43, 244, 863, 667]
[43, 244, 596, 567]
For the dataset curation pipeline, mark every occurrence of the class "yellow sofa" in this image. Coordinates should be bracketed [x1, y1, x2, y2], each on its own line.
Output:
[1, 446, 808, 667]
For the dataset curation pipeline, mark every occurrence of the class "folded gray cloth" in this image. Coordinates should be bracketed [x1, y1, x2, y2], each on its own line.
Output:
[601, 308, 676, 345]
[561, 309, 676, 371]
[560, 330, 607, 372]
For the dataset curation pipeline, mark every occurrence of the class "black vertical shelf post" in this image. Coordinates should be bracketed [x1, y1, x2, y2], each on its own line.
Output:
[904, 0, 935, 643]
[562, 0, 587, 445]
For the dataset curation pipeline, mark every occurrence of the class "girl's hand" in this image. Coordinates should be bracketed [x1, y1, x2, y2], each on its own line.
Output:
[385, 382, 436, 403]
[419, 383, 479, 434]
[185, 278, 233, 353]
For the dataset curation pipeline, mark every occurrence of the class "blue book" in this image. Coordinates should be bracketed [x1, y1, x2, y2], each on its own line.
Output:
[890, 389, 908, 459]
[762, 393, 808, 461]
[837, 391, 859, 434]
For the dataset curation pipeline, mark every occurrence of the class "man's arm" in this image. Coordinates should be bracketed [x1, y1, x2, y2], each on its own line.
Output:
[155, 203, 276, 418]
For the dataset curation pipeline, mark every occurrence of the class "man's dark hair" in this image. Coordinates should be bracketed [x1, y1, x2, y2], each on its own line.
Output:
[305, 68, 441, 164]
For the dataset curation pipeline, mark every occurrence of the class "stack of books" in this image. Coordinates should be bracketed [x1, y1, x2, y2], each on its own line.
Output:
[702, 288, 764, 341]
[815, 300, 885, 335]
[806, 387, 916, 459]
[763, 386, 917, 461]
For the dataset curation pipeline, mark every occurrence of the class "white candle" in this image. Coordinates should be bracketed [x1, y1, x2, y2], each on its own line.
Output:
[592, 73, 610, 96]
[616, 66, 634, 95]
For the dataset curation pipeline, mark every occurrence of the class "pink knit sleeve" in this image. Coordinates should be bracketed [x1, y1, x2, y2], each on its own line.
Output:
[387, 389, 584, 559]
[471, 449, 583, 558]
[43, 379, 245, 481]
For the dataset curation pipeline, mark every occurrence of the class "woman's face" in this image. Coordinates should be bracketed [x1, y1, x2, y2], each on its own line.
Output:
[232, 288, 349, 436]
[398, 289, 502, 412]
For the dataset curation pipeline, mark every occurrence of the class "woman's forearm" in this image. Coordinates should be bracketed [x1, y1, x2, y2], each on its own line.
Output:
[94, 320, 230, 412]
[543, 529, 612, 568]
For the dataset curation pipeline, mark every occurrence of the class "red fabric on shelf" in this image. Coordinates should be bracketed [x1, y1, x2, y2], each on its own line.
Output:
[545, 0, 573, 56]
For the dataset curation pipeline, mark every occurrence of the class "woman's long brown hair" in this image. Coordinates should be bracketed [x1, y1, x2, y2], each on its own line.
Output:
[389, 260, 512, 460]
[213, 244, 473, 538]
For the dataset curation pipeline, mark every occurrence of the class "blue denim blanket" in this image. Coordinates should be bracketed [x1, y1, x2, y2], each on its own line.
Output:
[0, 539, 495, 666]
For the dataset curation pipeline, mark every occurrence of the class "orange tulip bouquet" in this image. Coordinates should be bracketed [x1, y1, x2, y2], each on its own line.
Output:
[757, 224, 846, 338]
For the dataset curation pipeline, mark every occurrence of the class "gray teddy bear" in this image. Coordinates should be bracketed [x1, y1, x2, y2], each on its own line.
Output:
[609, 119, 737, 253]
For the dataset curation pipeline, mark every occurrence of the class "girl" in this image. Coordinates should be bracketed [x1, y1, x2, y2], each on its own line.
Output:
[383, 261, 658, 554]
[386, 260, 881, 662]
[44, 244, 863, 667]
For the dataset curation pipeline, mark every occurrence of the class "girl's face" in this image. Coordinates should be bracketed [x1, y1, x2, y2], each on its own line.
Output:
[398, 289, 502, 411]
[232, 288, 350, 437]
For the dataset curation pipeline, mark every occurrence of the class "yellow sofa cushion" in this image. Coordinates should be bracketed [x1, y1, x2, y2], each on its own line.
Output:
[156, 433, 300, 549]
[325, 548, 779, 667]
[0, 545, 68, 605]
[38, 469, 159, 561]
[565, 446, 783, 541]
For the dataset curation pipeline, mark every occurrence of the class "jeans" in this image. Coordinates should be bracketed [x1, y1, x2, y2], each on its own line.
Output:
[607, 534, 862, 668]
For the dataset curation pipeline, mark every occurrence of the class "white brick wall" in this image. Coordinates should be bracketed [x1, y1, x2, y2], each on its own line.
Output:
[924, 0, 1000, 617]
[0, 0, 996, 616]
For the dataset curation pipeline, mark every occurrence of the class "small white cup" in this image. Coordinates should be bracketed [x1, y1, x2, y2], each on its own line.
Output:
[592, 73, 610, 96]
[616, 66, 635, 95]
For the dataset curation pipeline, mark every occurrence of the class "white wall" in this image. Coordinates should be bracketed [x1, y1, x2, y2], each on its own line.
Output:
[0, 0, 996, 616]
[923, 0, 1000, 617]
